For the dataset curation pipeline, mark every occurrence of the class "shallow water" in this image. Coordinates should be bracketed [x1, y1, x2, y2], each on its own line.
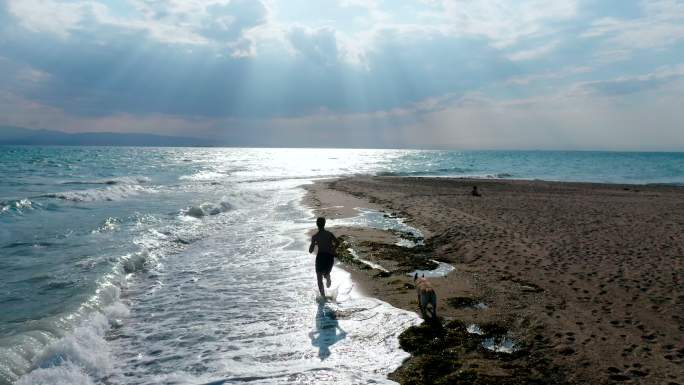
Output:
[481, 336, 518, 354]
[407, 261, 455, 279]
[333, 209, 424, 248]
[1, 147, 683, 384]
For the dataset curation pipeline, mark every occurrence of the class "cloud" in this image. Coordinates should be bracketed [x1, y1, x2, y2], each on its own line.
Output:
[507, 40, 560, 61]
[6, 0, 271, 47]
[1, 0, 683, 150]
[572, 65, 684, 96]
[392, 83, 684, 151]
[198, 0, 268, 42]
[423, 0, 578, 48]
[506, 66, 592, 85]
[582, 0, 684, 61]
[6, 0, 91, 39]
[288, 26, 340, 66]
[0, 11, 519, 119]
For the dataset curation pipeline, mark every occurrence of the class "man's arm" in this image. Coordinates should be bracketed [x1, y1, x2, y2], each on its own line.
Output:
[309, 236, 316, 254]
[331, 233, 340, 251]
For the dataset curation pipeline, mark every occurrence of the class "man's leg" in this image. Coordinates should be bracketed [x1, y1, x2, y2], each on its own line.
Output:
[324, 272, 331, 288]
[317, 272, 325, 297]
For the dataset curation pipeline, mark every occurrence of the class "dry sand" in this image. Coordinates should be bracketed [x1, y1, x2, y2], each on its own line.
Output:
[304, 176, 684, 385]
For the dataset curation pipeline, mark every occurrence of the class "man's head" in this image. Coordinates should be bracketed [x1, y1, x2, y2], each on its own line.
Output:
[316, 217, 326, 229]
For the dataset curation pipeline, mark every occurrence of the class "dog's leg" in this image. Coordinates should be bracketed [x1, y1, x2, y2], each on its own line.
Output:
[417, 293, 424, 316]
[431, 295, 437, 319]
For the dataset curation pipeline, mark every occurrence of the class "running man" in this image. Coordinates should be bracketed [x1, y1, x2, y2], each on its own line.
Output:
[309, 217, 339, 297]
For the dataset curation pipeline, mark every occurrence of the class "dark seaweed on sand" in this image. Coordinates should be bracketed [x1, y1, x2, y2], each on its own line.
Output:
[391, 321, 567, 385]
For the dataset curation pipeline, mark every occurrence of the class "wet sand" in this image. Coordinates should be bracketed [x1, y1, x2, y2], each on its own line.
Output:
[304, 177, 684, 385]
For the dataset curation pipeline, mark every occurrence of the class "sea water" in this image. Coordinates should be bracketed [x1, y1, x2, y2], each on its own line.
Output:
[0, 147, 682, 384]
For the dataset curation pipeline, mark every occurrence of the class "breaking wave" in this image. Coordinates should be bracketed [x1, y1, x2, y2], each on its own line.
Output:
[0, 278, 125, 385]
[37, 184, 153, 203]
[179, 171, 227, 182]
[0, 198, 37, 215]
[183, 198, 233, 218]
[60, 177, 151, 186]
[4, 231, 168, 384]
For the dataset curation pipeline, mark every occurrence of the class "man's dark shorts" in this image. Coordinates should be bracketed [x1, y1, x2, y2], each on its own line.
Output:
[315, 252, 334, 274]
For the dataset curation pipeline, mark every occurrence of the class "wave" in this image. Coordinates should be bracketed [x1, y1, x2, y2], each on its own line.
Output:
[16, 361, 95, 385]
[121, 250, 154, 273]
[375, 169, 515, 179]
[13, 302, 130, 385]
[3, 232, 166, 384]
[181, 190, 273, 219]
[179, 171, 227, 182]
[91, 217, 121, 234]
[183, 198, 233, 218]
[0, 279, 125, 385]
[60, 177, 151, 186]
[0, 198, 37, 215]
[36, 184, 153, 203]
[376, 167, 469, 177]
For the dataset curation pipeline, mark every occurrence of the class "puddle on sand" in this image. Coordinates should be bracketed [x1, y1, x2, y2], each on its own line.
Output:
[466, 324, 484, 335]
[466, 324, 519, 354]
[333, 208, 424, 247]
[482, 336, 519, 354]
[407, 260, 455, 278]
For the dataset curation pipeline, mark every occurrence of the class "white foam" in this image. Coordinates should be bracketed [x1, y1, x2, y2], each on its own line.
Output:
[15, 199, 33, 209]
[0, 198, 37, 215]
[16, 362, 95, 385]
[122, 250, 150, 273]
[92, 217, 121, 233]
[183, 197, 234, 218]
[466, 324, 484, 335]
[32, 314, 111, 377]
[43, 184, 153, 202]
[11, 300, 131, 384]
[179, 171, 226, 181]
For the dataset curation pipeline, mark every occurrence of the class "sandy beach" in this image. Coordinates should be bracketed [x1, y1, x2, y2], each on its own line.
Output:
[304, 176, 684, 385]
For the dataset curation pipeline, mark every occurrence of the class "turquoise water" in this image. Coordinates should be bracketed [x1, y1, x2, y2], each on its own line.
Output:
[0, 146, 682, 384]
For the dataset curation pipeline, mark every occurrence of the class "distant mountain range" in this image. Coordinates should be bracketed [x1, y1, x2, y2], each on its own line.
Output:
[0, 126, 215, 147]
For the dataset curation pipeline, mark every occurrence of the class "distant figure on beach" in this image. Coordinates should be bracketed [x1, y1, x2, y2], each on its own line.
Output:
[309, 217, 339, 298]
[471, 186, 482, 197]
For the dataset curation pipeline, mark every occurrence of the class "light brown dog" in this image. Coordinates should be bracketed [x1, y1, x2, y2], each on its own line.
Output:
[414, 273, 437, 319]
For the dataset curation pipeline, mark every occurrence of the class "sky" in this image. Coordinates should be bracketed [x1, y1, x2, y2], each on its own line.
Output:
[0, 0, 683, 150]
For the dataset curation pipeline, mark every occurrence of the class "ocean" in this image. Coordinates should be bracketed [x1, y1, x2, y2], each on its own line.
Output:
[1, 146, 682, 385]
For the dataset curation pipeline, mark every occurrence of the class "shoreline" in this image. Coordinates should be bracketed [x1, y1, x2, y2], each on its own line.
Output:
[303, 176, 684, 385]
